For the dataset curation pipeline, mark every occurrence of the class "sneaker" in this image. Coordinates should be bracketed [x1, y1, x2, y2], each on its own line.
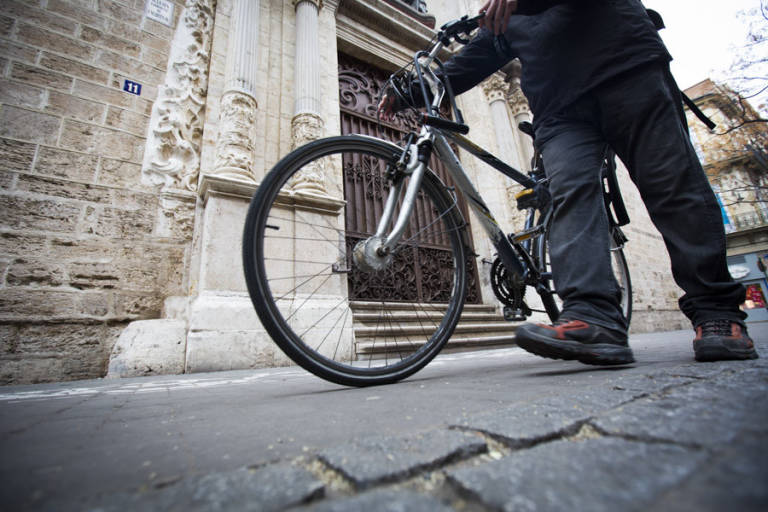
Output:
[693, 319, 759, 362]
[515, 319, 635, 366]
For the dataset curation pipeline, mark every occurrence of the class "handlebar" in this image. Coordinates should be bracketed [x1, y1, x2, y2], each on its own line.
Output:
[438, 14, 484, 46]
[381, 14, 484, 132]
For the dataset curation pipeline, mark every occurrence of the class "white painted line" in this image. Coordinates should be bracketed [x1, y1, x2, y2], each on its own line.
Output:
[0, 348, 527, 403]
[0, 370, 305, 403]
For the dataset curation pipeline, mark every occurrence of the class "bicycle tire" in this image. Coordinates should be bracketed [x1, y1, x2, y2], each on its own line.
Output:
[535, 212, 633, 324]
[242, 135, 468, 387]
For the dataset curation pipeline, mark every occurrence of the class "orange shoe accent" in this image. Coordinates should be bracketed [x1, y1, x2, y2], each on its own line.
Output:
[537, 320, 590, 340]
[732, 324, 755, 348]
[695, 322, 753, 347]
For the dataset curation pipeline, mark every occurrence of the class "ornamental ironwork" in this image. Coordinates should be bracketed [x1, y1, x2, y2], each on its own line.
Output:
[339, 53, 480, 303]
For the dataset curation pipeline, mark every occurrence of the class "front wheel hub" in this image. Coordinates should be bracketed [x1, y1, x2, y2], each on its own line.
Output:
[353, 236, 393, 272]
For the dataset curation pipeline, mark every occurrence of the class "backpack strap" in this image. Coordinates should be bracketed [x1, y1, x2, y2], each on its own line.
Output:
[681, 91, 717, 131]
[647, 8, 717, 130]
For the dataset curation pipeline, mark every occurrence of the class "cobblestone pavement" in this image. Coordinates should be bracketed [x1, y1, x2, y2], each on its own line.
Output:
[1, 325, 767, 511]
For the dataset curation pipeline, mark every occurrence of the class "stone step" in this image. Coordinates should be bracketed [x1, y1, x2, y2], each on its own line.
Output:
[349, 301, 497, 313]
[350, 300, 519, 359]
[356, 333, 518, 355]
[354, 321, 517, 339]
[353, 311, 505, 324]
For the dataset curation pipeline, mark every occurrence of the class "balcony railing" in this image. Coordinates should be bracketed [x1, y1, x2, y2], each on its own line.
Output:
[398, 0, 428, 13]
[729, 210, 768, 232]
[381, 0, 435, 27]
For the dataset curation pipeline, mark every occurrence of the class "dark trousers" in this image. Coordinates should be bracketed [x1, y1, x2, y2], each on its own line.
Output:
[535, 61, 746, 331]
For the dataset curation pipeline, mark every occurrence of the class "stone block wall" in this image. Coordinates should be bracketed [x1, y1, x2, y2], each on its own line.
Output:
[616, 161, 689, 332]
[0, 0, 194, 384]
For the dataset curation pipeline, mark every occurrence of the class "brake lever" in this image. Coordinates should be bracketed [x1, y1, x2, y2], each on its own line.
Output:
[454, 33, 470, 45]
[440, 14, 468, 32]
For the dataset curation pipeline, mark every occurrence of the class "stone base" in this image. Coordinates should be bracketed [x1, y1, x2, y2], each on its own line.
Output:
[184, 293, 293, 373]
[106, 295, 293, 377]
[630, 309, 689, 334]
[106, 319, 187, 378]
[184, 292, 354, 373]
[185, 330, 291, 373]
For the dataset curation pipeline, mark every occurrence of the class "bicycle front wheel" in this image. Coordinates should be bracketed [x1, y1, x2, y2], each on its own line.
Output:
[536, 213, 632, 324]
[242, 135, 468, 387]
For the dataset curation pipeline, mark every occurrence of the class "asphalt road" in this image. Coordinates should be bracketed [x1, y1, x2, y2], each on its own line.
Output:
[1, 324, 767, 511]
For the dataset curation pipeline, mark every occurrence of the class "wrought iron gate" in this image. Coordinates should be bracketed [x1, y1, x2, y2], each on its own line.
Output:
[338, 54, 480, 303]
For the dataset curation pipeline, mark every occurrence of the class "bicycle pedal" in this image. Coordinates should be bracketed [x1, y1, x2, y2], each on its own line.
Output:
[511, 225, 543, 242]
[514, 188, 534, 200]
[503, 307, 527, 322]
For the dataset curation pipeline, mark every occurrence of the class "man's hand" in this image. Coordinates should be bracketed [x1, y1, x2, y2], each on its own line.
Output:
[478, 0, 518, 35]
[377, 91, 398, 122]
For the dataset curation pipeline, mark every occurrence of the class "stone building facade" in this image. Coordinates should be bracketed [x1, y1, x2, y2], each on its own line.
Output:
[683, 79, 768, 323]
[0, 0, 687, 384]
[683, 79, 768, 240]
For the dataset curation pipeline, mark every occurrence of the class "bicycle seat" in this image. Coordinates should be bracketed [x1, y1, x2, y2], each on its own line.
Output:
[518, 121, 534, 139]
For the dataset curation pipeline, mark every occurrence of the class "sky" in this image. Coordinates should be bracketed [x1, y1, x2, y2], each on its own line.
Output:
[642, 0, 766, 111]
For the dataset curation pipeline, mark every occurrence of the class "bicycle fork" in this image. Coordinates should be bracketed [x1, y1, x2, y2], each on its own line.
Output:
[351, 131, 431, 273]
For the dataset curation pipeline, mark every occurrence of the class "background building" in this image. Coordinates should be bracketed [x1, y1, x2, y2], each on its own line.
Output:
[0, 0, 688, 384]
[684, 79, 768, 323]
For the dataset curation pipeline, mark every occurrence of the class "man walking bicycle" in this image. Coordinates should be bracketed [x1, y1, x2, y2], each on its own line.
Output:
[379, 0, 759, 364]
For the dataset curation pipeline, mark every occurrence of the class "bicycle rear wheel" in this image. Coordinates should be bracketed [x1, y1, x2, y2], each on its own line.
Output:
[242, 135, 468, 387]
[536, 213, 632, 324]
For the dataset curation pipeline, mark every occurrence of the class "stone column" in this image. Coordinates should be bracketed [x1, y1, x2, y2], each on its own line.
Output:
[184, 0, 273, 374]
[257, 0, 352, 364]
[481, 73, 524, 171]
[507, 67, 534, 172]
[184, 0, 350, 374]
[294, 0, 322, 117]
[210, 0, 261, 184]
[290, 0, 326, 194]
[481, 73, 526, 265]
[501, 65, 547, 322]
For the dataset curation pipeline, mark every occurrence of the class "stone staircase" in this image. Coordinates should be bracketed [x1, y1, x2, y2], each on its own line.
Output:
[350, 301, 519, 358]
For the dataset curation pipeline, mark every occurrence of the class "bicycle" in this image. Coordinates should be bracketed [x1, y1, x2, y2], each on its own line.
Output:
[242, 15, 632, 387]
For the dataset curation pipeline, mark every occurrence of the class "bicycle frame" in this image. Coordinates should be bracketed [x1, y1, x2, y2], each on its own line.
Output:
[374, 33, 542, 284]
[434, 133, 531, 278]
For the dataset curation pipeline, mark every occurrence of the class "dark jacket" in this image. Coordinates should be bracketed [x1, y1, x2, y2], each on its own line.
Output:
[441, 0, 671, 127]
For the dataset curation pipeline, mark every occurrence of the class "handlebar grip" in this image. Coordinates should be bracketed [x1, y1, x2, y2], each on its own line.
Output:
[422, 114, 470, 135]
[439, 14, 482, 45]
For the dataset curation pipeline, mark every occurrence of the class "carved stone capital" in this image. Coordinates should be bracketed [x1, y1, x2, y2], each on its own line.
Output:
[507, 80, 531, 117]
[322, 0, 340, 12]
[481, 73, 509, 104]
[294, 0, 322, 9]
[142, 0, 215, 192]
[289, 112, 327, 194]
[291, 112, 324, 149]
[212, 90, 259, 182]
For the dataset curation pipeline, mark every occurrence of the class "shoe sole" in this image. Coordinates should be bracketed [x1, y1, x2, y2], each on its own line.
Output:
[694, 339, 759, 362]
[516, 329, 635, 366]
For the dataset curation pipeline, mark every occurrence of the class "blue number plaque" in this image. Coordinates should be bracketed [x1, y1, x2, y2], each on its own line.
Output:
[123, 80, 142, 96]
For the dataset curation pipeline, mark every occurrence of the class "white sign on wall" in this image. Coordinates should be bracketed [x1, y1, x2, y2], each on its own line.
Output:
[145, 0, 174, 27]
